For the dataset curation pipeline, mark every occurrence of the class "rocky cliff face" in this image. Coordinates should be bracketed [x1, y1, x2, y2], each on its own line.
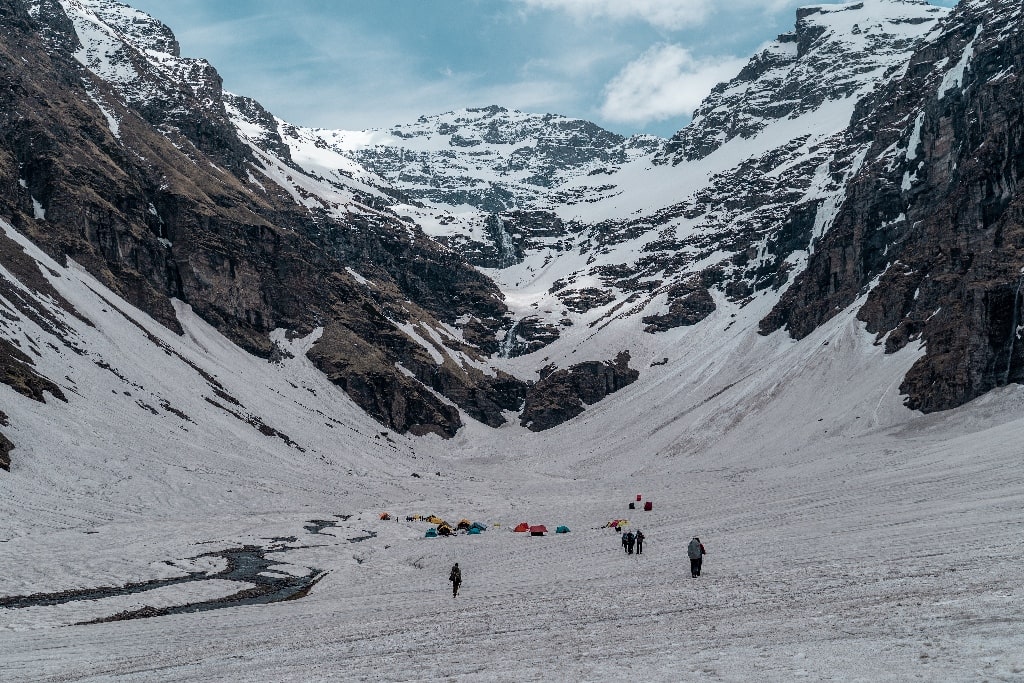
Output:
[4, 0, 1023, 456]
[533, 0, 948, 344]
[659, 0, 947, 164]
[762, 0, 1024, 412]
[0, 0, 526, 440]
[520, 352, 639, 432]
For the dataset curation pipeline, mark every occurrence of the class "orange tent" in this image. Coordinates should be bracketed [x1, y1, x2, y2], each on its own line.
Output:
[513, 522, 530, 532]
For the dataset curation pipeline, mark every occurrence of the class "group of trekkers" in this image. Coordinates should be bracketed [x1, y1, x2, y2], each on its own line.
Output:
[617, 531, 706, 576]
[446, 535, 708, 597]
[620, 529, 645, 554]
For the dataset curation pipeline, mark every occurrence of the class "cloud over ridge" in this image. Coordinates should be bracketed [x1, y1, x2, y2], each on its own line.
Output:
[515, 0, 717, 29]
[600, 44, 747, 123]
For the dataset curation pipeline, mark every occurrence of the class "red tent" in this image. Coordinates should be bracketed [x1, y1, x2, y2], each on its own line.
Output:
[529, 525, 547, 536]
[513, 522, 530, 532]
[644, 501, 653, 511]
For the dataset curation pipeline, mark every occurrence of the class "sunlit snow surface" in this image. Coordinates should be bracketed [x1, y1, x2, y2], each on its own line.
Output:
[4, 0, 1024, 679]
[2, 212, 1024, 680]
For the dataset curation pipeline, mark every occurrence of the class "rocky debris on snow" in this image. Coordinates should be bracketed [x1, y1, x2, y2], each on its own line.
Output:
[557, 288, 617, 314]
[0, 409, 11, 471]
[0, 539, 328, 624]
[447, 210, 570, 269]
[499, 316, 562, 358]
[520, 351, 639, 431]
[643, 278, 717, 333]
[0, 337, 66, 404]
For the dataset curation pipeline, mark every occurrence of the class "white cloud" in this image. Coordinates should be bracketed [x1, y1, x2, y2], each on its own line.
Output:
[600, 44, 747, 123]
[513, 0, 804, 30]
[516, 0, 716, 29]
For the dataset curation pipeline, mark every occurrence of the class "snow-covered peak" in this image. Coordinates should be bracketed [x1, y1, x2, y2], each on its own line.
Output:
[57, 0, 219, 112]
[277, 106, 662, 214]
[72, 0, 179, 56]
[660, 0, 949, 163]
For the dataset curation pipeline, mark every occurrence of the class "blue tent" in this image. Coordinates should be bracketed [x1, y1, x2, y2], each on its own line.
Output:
[556, 525, 571, 534]
[467, 527, 482, 535]
[470, 521, 488, 531]
[424, 528, 438, 538]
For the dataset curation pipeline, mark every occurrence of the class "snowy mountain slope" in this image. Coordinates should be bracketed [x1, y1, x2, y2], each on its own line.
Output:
[2, 224, 1023, 679]
[228, 0, 950, 389]
[764, 0, 1024, 413]
[269, 105, 661, 212]
[659, 0, 950, 163]
[2, 0, 1024, 677]
[3, 0, 539, 439]
[0, 219, 423, 524]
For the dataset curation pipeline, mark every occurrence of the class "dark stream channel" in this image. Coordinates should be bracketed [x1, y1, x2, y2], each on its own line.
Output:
[0, 519, 363, 624]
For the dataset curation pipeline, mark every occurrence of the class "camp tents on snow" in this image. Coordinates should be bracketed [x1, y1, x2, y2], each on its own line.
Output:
[529, 525, 547, 536]
[513, 522, 530, 533]
[556, 525, 570, 534]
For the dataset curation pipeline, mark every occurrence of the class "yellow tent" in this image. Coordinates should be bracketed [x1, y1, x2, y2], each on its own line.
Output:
[427, 515, 445, 525]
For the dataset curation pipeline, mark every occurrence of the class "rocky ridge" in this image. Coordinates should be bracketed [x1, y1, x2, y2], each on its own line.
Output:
[4, 0, 1024, 453]
[0, 0, 530, 441]
[762, 0, 1024, 412]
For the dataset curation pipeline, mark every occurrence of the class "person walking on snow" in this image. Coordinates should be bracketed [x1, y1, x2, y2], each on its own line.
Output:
[449, 563, 462, 598]
[621, 531, 629, 553]
[626, 531, 636, 554]
[635, 529, 645, 554]
[687, 536, 706, 577]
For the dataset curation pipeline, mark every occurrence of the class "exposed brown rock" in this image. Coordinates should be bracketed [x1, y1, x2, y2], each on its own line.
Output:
[761, 0, 1024, 412]
[0, 409, 10, 471]
[0, 0, 523, 437]
[520, 351, 639, 431]
[0, 337, 66, 403]
[643, 278, 716, 333]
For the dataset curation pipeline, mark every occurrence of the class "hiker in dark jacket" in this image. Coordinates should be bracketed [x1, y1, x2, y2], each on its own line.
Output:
[687, 537, 706, 577]
[621, 531, 629, 553]
[635, 530, 645, 554]
[449, 563, 462, 597]
[626, 531, 636, 554]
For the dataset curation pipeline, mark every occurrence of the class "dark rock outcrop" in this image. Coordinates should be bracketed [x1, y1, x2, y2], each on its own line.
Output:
[761, 0, 1024, 412]
[643, 278, 716, 333]
[0, 432, 11, 470]
[0, 409, 11, 471]
[499, 316, 561, 358]
[0, 0, 523, 437]
[520, 351, 638, 431]
[1, 337, 66, 403]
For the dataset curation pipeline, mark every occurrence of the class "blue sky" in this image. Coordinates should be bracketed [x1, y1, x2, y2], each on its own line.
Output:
[125, 0, 957, 138]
